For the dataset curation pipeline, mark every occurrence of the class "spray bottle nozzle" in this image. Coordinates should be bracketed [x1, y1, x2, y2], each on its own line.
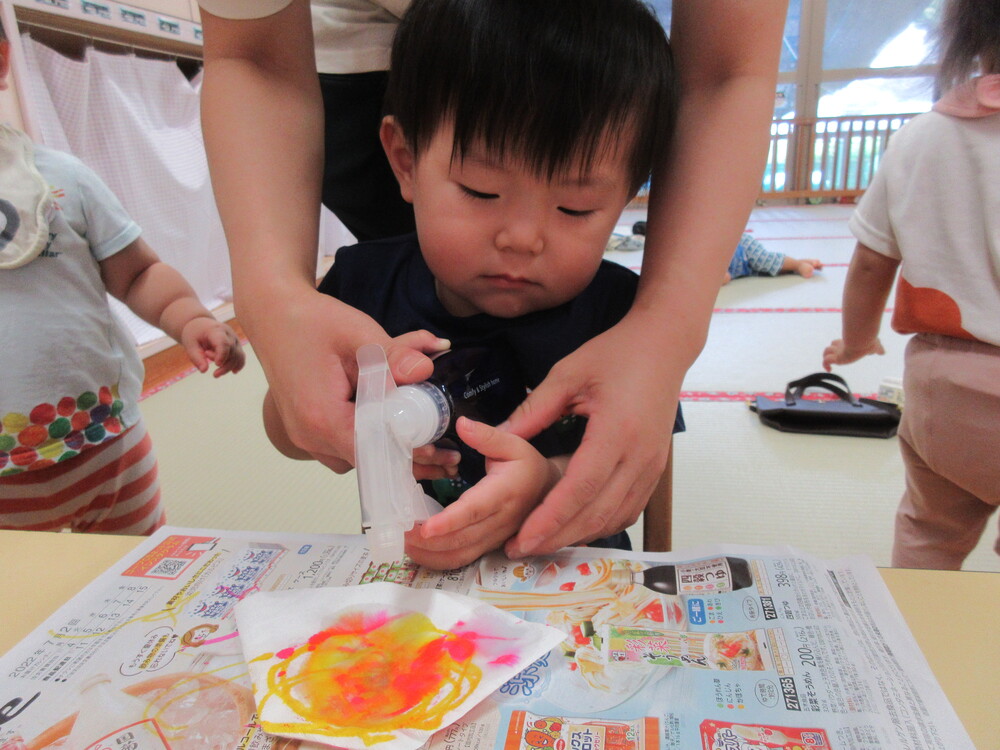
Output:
[354, 344, 446, 564]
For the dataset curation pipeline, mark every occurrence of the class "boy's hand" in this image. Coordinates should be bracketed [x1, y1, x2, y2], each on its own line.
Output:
[180, 318, 247, 377]
[405, 417, 558, 570]
[411, 444, 461, 480]
[822, 338, 884, 371]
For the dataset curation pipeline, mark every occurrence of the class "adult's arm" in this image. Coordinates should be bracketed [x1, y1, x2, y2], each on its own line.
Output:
[503, 0, 789, 557]
[199, 0, 432, 471]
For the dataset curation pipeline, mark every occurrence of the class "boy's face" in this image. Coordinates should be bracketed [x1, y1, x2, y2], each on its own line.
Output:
[382, 118, 634, 318]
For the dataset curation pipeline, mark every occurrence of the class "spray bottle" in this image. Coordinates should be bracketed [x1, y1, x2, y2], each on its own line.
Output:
[353, 343, 527, 564]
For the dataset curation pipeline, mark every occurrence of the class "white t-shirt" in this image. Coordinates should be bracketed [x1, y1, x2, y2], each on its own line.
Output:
[849, 109, 1000, 347]
[197, 0, 411, 74]
[0, 144, 144, 474]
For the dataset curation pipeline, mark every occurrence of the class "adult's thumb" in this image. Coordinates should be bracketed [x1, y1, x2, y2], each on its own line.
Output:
[501, 379, 571, 441]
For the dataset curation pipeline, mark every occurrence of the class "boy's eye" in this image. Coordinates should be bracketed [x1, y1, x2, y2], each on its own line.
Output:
[558, 207, 595, 217]
[459, 185, 499, 200]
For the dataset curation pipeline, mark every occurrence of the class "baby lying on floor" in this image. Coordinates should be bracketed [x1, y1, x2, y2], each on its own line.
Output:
[609, 223, 822, 284]
[724, 231, 822, 284]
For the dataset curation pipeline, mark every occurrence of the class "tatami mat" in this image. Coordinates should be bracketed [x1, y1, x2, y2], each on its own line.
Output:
[140, 352, 362, 536]
[674, 401, 1000, 571]
[138, 204, 998, 573]
[684, 310, 907, 396]
[717, 266, 854, 310]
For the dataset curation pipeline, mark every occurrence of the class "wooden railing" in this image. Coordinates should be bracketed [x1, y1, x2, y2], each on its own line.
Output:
[628, 112, 920, 207]
[761, 113, 919, 200]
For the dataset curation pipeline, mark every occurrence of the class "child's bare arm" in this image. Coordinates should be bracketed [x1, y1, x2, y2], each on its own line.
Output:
[823, 242, 899, 370]
[100, 237, 245, 375]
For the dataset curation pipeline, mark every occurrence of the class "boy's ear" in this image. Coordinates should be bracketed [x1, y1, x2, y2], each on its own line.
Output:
[380, 116, 416, 204]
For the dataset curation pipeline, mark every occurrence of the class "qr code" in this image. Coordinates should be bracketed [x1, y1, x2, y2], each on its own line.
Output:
[147, 557, 191, 579]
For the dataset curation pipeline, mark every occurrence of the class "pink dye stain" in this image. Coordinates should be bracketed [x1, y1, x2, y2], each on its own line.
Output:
[490, 653, 520, 667]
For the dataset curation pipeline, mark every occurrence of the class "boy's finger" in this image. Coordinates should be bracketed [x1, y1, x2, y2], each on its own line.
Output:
[420, 487, 499, 538]
[506, 417, 622, 556]
[455, 417, 527, 461]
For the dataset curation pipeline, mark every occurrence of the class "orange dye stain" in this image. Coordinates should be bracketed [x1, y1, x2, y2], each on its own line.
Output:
[259, 609, 484, 745]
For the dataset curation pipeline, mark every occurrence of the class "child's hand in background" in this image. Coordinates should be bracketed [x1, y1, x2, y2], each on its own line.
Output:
[405, 417, 560, 569]
[181, 318, 246, 377]
[822, 337, 885, 371]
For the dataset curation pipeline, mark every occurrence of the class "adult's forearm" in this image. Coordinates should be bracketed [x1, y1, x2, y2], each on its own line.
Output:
[199, 4, 325, 337]
[635, 76, 778, 371]
[633, 0, 787, 372]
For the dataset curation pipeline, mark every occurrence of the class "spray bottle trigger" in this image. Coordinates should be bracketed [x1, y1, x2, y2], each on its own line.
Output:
[354, 344, 443, 565]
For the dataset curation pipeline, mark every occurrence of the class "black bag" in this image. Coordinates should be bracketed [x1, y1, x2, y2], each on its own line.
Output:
[749, 372, 901, 438]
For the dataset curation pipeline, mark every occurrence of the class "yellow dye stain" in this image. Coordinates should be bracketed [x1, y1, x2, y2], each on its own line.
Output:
[257, 609, 483, 745]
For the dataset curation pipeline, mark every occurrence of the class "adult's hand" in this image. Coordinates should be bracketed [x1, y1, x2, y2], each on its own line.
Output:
[502, 309, 680, 557]
[255, 299, 443, 471]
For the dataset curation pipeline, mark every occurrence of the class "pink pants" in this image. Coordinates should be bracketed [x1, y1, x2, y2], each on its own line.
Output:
[893, 334, 1000, 569]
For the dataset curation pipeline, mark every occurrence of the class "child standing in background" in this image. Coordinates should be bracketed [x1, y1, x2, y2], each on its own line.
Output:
[263, 0, 683, 569]
[823, 0, 1000, 569]
[0, 29, 245, 534]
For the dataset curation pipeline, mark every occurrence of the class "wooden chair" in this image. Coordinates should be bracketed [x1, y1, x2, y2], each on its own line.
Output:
[642, 442, 673, 552]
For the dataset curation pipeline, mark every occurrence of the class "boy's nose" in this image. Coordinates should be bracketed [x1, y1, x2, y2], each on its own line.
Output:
[494, 218, 544, 256]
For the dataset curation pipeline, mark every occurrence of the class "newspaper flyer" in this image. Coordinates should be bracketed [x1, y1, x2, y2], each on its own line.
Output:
[0, 526, 974, 749]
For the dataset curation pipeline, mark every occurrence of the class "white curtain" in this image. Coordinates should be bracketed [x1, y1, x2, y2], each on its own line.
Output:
[20, 37, 230, 346]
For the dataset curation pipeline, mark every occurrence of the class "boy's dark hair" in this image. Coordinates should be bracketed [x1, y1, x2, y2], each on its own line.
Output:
[936, 0, 1000, 92]
[385, 0, 675, 195]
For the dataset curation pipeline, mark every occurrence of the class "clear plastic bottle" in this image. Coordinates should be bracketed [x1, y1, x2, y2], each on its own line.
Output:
[63, 673, 170, 750]
[355, 344, 527, 563]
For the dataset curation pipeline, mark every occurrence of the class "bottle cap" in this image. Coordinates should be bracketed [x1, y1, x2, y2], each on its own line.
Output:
[354, 344, 445, 564]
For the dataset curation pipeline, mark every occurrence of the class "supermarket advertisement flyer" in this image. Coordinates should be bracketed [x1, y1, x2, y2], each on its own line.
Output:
[0, 527, 974, 750]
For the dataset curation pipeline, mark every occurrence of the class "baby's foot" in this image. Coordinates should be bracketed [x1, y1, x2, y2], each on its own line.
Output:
[796, 259, 823, 278]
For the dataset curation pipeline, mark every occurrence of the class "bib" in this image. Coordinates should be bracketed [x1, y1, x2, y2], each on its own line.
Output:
[0, 123, 53, 269]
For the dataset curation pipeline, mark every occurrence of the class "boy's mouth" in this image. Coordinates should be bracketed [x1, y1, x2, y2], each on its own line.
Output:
[483, 274, 535, 288]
